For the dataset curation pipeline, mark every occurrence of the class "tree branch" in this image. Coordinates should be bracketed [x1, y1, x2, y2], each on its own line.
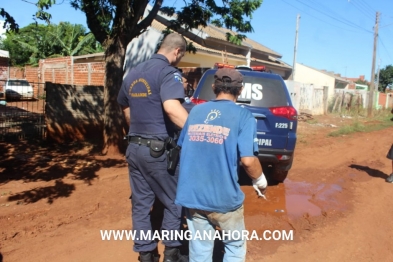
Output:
[81, 0, 108, 45]
[134, 0, 162, 39]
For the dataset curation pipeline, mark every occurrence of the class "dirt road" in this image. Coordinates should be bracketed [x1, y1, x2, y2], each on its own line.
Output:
[1, 114, 393, 262]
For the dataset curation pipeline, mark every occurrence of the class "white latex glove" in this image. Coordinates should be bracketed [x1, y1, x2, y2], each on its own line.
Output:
[252, 173, 267, 199]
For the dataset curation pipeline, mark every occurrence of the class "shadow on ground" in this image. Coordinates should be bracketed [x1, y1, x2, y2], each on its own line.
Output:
[0, 140, 126, 204]
[349, 164, 388, 180]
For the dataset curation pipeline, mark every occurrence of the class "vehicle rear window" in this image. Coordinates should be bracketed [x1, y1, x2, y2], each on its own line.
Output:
[7, 80, 30, 86]
[198, 73, 289, 107]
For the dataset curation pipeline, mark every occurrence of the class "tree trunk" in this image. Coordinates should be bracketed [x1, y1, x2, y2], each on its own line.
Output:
[102, 41, 128, 155]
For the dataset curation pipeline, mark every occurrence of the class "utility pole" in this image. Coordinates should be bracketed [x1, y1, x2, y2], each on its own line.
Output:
[292, 14, 300, 80]
[367, 11, 379, 117]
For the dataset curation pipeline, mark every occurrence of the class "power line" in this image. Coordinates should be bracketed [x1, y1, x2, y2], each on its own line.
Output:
[349, 0, 375, 21]
[293, 0, 372, 33]
[378, 35, 393, 65]
[357, 0, 376, 13]
[380, 22, 393, 28]
[280, 0, 371, 34]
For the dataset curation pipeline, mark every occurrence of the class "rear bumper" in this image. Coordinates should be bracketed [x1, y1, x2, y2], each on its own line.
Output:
[257, 148, 295, 171]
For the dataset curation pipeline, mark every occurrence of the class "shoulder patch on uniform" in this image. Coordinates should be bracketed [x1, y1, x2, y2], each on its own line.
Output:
[174, 72, 182, 83]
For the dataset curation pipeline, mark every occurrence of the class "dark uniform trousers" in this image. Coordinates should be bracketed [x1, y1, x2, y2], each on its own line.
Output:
[126, 142, 183, 252]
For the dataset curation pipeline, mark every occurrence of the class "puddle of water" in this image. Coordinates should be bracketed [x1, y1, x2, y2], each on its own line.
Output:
[285, 194, 321, 217]
[244, 178, 345, 219]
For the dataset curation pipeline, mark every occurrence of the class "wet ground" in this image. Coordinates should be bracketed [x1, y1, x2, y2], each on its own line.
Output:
[1, 114, 393, 261]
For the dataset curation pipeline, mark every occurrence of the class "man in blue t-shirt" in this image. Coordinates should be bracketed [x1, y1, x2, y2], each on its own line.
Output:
[175, 68, 268, 261]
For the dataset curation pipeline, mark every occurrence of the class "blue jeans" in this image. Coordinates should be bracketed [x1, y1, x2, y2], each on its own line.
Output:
[185, 206, 246, 262]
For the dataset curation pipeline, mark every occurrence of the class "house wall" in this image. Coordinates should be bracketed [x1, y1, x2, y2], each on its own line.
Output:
[294, 63, 335, 99]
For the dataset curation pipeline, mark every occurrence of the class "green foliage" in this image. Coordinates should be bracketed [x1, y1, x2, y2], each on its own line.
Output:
[0, 22, 103, 66]
[378, 65, 393, 92]
[0, 8, 19, 32]
[163, 0, 263, 44]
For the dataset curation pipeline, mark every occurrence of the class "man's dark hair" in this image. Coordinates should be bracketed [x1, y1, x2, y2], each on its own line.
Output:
[213, 81, 243, 97]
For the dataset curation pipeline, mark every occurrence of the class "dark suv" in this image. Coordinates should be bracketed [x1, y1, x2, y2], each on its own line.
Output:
[190, 64, 297, 183]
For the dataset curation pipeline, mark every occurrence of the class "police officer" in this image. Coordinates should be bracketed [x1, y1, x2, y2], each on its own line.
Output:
[117, 33, 189, 262]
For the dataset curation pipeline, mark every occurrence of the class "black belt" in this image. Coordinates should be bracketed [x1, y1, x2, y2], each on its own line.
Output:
[127, 136, 159, 146]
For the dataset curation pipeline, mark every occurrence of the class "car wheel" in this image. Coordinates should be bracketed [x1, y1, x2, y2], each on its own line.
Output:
[262, 164, 288, 184]
[272, 169, 288, 183]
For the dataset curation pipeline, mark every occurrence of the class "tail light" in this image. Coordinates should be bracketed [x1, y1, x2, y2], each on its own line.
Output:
[269, 106, 297, 120]
[276, 155, 291, 160]
[190, 97, 207, 104]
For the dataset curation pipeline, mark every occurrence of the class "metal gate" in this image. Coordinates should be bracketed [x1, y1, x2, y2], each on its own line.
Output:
[0, 80, 46, 141]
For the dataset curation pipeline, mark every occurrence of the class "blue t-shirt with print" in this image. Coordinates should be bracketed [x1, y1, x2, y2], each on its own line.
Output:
[175, 99, 259, 213]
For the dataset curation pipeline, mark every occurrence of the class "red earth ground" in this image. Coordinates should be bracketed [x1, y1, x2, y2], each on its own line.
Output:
[1, 113, 393, 262]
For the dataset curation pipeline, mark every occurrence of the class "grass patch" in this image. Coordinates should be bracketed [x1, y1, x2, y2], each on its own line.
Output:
[328, 111, 393, 137]
[306, 119, 318, 124]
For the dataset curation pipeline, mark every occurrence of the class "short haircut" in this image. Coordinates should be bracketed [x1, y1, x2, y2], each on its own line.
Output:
[213, 68, 243, 97]
[160, 33, 187, 52]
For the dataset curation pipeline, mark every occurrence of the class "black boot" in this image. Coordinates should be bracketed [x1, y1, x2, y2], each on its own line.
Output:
[138, 249, 160, 262]
[163, 246, 188, 262]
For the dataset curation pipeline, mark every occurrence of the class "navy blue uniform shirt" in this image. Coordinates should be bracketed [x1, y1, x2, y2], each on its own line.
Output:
[117, 54, 185, 140]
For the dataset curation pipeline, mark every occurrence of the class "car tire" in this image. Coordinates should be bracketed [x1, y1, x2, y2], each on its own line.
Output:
[272, 169, 288, 183]
[262, 164, 288, 184]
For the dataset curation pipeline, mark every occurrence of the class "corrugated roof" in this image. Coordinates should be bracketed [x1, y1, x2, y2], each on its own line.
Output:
[0, 50, 9, 58]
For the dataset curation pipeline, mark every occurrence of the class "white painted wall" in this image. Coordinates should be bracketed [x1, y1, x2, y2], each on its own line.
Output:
[294, 63, 335, 99]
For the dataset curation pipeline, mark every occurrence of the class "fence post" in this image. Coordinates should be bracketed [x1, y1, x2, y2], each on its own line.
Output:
[323, 86, 328, 114]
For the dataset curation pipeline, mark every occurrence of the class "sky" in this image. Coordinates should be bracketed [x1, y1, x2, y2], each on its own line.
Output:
[1, 0, 393, 81]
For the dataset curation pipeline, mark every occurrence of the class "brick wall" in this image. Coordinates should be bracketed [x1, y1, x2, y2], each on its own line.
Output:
[25, 67, 40, 83]
[9, 57, 206, 88]
[0, 57, 8, 92]
[9, 67, 24, 79]
[0, 57, 8, 79]
[40, 57, 72, 84]
[45, 82, 104, 142]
